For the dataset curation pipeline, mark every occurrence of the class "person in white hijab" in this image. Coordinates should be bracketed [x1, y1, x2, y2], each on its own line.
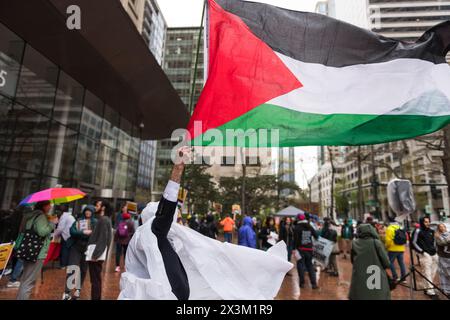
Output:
[119, 147, 293, 300]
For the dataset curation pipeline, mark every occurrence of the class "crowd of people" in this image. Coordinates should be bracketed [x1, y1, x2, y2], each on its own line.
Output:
[2, 194, 450, 300]
[1, 199, 141, 300]
[183, 211, 450, 300]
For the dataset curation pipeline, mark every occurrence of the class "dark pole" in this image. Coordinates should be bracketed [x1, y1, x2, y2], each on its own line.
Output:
[370, 145, 381, 220]
[189, 0, 206, 115]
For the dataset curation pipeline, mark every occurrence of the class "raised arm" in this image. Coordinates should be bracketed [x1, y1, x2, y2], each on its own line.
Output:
[152, 147, 192, 237]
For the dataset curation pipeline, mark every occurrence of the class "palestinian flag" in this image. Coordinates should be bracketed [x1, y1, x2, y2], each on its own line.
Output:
[187, 0, 450, 147]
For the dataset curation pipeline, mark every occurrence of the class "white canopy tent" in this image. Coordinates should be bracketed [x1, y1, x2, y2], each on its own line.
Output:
[274, 206, 305, 217]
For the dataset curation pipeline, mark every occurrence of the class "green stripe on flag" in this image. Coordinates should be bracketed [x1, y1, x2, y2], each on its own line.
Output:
[190, 104, 450, 147]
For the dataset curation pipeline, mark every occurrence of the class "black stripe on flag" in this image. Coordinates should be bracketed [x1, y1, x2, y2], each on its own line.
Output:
[216, 0, 450, 67]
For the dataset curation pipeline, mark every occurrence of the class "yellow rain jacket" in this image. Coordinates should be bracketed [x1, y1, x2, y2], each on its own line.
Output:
[385, 224, 406, 252]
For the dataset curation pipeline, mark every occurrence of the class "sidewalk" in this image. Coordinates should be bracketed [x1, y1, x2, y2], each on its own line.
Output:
[0, 245, 443, 300]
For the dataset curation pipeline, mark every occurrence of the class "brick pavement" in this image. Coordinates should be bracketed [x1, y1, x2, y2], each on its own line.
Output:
[0, 243, 444, 300]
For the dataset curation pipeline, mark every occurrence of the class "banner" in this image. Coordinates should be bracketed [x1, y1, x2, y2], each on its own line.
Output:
[312, 237, 334, 268]
[0, 242, 15, 279]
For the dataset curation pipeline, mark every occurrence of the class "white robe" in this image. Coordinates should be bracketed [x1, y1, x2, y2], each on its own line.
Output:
[118, 215, 293, 300]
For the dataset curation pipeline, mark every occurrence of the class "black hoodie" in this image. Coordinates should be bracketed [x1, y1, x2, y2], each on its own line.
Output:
[412, 217, 436, 255]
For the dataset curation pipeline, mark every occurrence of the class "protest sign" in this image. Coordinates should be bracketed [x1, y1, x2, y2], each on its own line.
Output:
[0, 242, 15, 279]
[312, 237, 334, 268]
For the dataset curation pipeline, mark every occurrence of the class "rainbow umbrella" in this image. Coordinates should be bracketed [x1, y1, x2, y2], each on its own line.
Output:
[19, 188, 86, 206]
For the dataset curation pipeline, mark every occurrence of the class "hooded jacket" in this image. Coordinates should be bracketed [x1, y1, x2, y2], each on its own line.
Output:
[69, 205, 97, 251]
[349, 224, 391, 300]
[412, 217, 436, 256]
[385, 223, 406, 252]
[238, 216, 256, 248]
[293, 220, 318, 251]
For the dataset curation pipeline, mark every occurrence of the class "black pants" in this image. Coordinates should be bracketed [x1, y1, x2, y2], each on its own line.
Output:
[115, 243, 128, 267]
[88, 261, 103, 300]
[151, 198, 190, 300]
[60, 238, 71, 267]
[297, 250, 317, 287]
[64, 246, 88, 293]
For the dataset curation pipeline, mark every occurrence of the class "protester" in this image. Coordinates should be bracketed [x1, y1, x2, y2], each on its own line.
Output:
[435, 223, 450, 296]
[321, 217, 339, 277]
[62, 205, 97, 300]
[199, 214, 218, 239]
[238, 216, 256, 248]
[293, 213, 319, 289]
[349, 224, 391, 300]
[119, 147, 292, 300]
[384, 216, 407, 282]
[341, 218, 354, 259]
[188, 214, 200, 232]
[16, 201, 58, 300]
[412, 216, 439, 299]
[220, 213, 235, 243]
[279, 217, 294, 261]
[114, 210, 135, 272]
[259, 216, 277, 251]
[53, 205, 75, 268]
[86, 201, 112, 300]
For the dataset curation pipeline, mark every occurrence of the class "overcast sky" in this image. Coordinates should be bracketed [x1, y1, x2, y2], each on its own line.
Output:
[158, 0, 320, 188]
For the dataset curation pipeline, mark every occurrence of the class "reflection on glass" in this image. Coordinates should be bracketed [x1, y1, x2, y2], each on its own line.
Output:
[53, 71, 84, 130]
[16, 45, 58, 117]
[114, 153, 128, 191]
[44, 122, 78, 181]
[0, 23, 25, 98]
[0, 169, 40, 210]
[0, 96, 13, 166]
[126, 158, 138, 192]
[101, 105, 119, 149]
[96, 145, 115, 189]
[74, 135, 99, 185]
[8, 104, 50, 174]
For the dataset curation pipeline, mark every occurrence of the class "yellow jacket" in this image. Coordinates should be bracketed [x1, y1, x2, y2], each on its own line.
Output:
[385, 224, 405, 252]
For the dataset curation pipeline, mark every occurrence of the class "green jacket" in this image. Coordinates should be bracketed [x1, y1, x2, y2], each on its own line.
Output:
[349, 224, 391, 300]
[23, 210, 55, 260]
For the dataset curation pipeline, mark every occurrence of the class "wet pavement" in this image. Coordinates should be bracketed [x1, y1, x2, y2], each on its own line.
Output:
[0, 242, 444, 300]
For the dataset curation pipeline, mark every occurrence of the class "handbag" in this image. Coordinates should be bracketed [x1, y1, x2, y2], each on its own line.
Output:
[16, 214, 46, 262]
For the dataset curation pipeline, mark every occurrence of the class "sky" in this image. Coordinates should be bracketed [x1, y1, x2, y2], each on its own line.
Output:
[158, 0, 320, 188]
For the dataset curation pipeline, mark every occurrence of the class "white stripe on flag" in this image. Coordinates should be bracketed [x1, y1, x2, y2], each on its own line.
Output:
[268, 53, 450, 116]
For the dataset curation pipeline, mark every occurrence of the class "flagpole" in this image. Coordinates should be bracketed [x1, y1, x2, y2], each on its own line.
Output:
[183, 1, 206, 216]
[189, 0, 207, 115]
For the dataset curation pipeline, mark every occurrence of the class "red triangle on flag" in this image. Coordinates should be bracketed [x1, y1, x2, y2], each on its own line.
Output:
[187, 0, 302, 140]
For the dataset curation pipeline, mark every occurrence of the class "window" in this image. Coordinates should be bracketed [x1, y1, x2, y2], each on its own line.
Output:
[16, 45, 58, 117]
[7, 104, 51, 174]
[53, 71, 84, 130]
[74, 135, 99, 185]
[44, 121, 78, 181]
[0, 23, 25, 98]
[0, 96, 13, 166]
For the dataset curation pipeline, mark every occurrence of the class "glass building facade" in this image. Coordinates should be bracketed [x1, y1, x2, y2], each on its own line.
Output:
[0, 22, 141, 211]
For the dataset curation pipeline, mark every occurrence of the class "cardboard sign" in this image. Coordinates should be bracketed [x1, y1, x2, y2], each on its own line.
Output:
[232, 204, 241, 215]
[127, 201, 138, 214]
[312, 237, 334, 268]
[0, 242, 15, 279]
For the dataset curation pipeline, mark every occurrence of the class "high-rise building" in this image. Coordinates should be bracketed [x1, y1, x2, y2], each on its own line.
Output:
[142, 0, 167, 65]
[121, 0, 168, 203]
[312, 0, 450, 220]
[0, 1, 188, 212]
[120, 0, 146, 33]
[278, 148, 296, 196]
[154, 27, 204, 200]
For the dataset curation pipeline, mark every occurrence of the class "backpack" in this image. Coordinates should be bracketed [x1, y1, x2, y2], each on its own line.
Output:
[117, 221, 129, 238]
[393, 228, 407, 245]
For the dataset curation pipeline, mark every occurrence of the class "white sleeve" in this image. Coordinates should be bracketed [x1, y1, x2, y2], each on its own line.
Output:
[163, 180, 180, 202]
